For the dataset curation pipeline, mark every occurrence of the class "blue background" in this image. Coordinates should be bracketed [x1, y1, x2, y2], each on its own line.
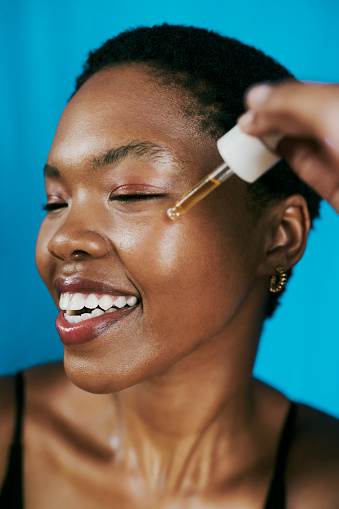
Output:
[1, 0, 338, 416]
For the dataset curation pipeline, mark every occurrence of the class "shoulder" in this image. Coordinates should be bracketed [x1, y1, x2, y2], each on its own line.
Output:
[287, 403, 339, 508]
[0, 361, 70, 488]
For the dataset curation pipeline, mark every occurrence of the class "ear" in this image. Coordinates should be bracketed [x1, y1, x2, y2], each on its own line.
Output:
[256, 194, 311, 276]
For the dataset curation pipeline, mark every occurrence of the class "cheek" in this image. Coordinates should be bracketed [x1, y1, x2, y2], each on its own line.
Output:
[112, 213, 252, 339]
[63, 205, 258, 393]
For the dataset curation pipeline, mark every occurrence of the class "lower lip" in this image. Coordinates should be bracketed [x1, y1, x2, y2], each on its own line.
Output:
[56, 306, 138, 346]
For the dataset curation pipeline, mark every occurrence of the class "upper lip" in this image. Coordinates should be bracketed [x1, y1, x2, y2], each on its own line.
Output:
[55, 277, 140, 297]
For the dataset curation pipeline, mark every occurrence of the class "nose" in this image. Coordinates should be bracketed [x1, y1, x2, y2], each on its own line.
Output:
[47, 221, 111, 261]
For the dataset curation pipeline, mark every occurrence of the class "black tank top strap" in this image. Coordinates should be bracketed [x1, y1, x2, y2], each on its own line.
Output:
[263, 401, 298, 509]
[13, 371, 24, 446]
[0, 371, 25, 508]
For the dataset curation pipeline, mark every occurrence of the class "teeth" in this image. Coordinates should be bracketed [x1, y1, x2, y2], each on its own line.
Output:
[61, 292, 139, 319]
[114, 296, 127, 308]
[81, 313, 93, 320]
[64, 313, 75, 324]
[59, 292, 71, 310]
[92, 308, 105, 317]
[64, 302, 131, 324]
[126, 296, 137, 306]
[98, 295, 115, 311]
[69, 293, 86, 311]
[85, 294, 99, 309]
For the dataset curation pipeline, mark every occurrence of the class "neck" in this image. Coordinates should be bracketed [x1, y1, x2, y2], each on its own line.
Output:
[111, 310, 264, 493]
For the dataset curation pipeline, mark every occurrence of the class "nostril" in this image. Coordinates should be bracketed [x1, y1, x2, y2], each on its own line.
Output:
[47, 229, 111, 261]
[70, 250, 91, 260]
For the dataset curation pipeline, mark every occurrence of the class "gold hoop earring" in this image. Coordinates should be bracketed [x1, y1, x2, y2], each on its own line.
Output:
[269, 265, 287, 293]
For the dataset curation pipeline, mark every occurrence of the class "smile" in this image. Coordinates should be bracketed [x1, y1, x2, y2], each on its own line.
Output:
[60, 292, 138, 324]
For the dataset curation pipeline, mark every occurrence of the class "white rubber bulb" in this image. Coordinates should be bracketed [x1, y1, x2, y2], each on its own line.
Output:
[217, 124, 282, 183]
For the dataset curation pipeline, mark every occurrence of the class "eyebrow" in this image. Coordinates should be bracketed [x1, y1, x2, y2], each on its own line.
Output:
[44, 163, 60, 178]
[44, 141, 179, 178]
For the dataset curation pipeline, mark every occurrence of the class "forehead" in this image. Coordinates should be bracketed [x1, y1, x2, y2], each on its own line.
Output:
[50, 65, 219, 170]
[69, 64, 185, 125]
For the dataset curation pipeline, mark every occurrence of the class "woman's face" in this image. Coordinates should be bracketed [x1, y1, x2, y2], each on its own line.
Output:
[36, 65, 268, 392]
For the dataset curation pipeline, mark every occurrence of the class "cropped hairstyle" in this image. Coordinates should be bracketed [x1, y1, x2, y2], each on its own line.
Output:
[74, 24, 321, 318]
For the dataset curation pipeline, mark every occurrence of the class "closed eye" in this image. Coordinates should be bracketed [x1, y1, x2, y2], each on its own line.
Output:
[42, 202, 68, 211]
[109, 194, 166, 202]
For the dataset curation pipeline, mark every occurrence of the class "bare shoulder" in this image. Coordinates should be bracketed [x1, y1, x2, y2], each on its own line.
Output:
[288, 403, 339, 508]
[23, 361, 101, 427]
[0, 362, 68, 475]
[0, 362, 73, 484]
[24, 360, 73, 399]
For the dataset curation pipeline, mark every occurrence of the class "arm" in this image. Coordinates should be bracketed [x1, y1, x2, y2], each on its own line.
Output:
[238, 81, 339, 213]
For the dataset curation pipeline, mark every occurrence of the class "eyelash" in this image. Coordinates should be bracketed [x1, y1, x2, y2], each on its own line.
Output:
[109, 193, 165, 202]
[42, 194, 164, 211]
[42, 203, 67, 211]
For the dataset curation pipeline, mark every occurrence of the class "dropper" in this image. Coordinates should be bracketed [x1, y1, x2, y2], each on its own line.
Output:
[167, 162, 234, 220]
[167, 124, 281, 220]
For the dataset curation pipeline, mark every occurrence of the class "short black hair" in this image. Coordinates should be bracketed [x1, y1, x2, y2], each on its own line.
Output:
[74, 23, 321, 318]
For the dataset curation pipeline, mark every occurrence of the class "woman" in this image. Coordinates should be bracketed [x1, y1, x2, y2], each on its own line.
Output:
[1, 24, 339, 508]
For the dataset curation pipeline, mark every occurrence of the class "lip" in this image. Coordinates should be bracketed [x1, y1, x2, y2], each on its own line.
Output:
[56, 305, 139, 346]
[54, 277, 141, 346]
[55, 277, 139, 297]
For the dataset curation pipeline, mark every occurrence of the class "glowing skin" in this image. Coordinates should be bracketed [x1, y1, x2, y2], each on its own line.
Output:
[36, 65, 270, 394]
[31, 62, 318, 507]
[28, 65, 337, 508]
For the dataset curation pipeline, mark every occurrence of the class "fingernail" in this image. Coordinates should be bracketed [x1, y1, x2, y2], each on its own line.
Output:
[238, 111, 255, 128]
[247, 84, 273, 105]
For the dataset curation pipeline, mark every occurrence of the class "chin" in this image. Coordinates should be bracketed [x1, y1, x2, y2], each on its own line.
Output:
[62, 348, 167, 394]
[63, 355, 129, 393]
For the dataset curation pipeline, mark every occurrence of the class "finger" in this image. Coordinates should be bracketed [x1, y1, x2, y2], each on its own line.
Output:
[238, 109, 311, 140]
[240, 82, 339, 143]
[278, 137, 339, 213]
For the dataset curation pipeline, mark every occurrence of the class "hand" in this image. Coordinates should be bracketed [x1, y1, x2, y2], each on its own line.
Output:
[238, 81, 339, 213]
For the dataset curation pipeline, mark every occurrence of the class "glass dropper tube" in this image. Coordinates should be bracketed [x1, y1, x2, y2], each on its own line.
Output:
[167, 162, 234, 220]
